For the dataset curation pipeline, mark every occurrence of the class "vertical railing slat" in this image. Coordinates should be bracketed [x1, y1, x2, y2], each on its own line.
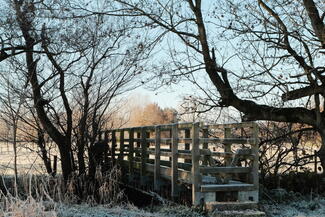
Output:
[154, 126, 161, 191]
[111, 130, 116, 165]
[171, 123, 179, 199]
[118, 130, 125, 165]
[184, 128, 191, 164]
[224, 128, 232, 166]
[252, 124, 259, 189]
[192, 122, 201, 206]
[202, 128, 209, 166]
[140, 127, 147, 185]
[129, 129, 134, 180]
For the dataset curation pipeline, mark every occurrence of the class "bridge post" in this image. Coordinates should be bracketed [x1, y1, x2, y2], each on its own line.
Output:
[118, 130, 125, 166]
[136, 131, 141, 158]
[224, 128, 232, 166]
[140, 127, 148, 185]
[192, 122, 202, 206]
[251, 124, 259, 201]
[184, 129, 191, 164]
[171, 123, 179, 199]
[128, 129, 134, 181]
[111, 130, 116, 165]
[154, 126, 161, 191]
[202, 127, 209, 166]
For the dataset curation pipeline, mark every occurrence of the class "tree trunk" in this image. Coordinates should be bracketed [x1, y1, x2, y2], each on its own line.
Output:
[37, 130, 53, 175]
[77, 140, 86, 175]
[58, 140, 73, 181]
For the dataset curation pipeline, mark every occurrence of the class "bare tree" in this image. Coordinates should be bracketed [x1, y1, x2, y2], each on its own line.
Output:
[0, 0, 154, 180]
[258, 122, 317, 183]
[112, 0, 325, 171]
[0, 67, 27, 194]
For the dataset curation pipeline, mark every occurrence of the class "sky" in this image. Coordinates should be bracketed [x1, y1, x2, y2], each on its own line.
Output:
[130, 84, 187, 109]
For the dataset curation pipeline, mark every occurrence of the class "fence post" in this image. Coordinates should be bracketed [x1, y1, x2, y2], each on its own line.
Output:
[111, 130, 116, 165]
[184, 128, 191, 163]
[192, 122, 201, 206]
[252, 124, 259, 193]
[154, 126, 161, 191]
[171, 123, 179, 199]
[202, 128, 209, 166]
[129, 129, 134, 180]
[224, 128, 232, 166]
[118, 130, 125, 166]
[140, 127, 148, 185]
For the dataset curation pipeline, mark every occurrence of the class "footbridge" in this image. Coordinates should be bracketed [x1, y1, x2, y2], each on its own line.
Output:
[99, 122, 260, 210]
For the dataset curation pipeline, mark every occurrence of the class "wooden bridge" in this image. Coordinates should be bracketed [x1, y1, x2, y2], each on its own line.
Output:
[99, 122, 260, 208]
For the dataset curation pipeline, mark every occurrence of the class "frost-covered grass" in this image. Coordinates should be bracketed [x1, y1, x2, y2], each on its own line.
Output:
[262, 197, 325, 217]
[0, 195, 57, 217]
[3, 195, 325, 217]
[56, 204, 205, 217]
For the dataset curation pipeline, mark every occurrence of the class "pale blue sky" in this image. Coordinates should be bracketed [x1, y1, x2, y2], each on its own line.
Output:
[132, 85, 187, 109]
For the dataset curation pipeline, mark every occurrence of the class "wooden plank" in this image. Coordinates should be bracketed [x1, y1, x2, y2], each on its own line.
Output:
[103, 122, 258, 136]
[130, 137, 192, 143]
[118, 130, 125, 165]
[200, 166, 251, 174]
[207, 122, 256, 129]
[201, 183, 255, 192]
[192, 122, 201, 206]
[140, 127, 147, 185]
[251, 124, 259, 189]
[154, 126, 161, 191]
[148, 148, 247, 158]
[136, 131, 140, 158]
[199, 138, 256, 144]
[171, 123, 179, 198]
[142, 158, 192, 171]
[132, 161, 192, 184]
[160, 138, 172, 143]
[128, 129, 134, 178]
[202, 128, 209, 166]
[111, 130, 116, 164]
[184, 128, 191, 163]
[224, 128, 232, 166]
[148, 149, 170, 157]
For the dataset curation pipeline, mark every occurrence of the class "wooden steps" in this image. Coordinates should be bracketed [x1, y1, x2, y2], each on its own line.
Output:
[201, 183, 255, 192]
[205, 201, 265, 217]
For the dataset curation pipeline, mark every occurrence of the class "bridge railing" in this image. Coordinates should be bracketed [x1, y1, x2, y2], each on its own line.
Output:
[99, 122, 259, 205]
